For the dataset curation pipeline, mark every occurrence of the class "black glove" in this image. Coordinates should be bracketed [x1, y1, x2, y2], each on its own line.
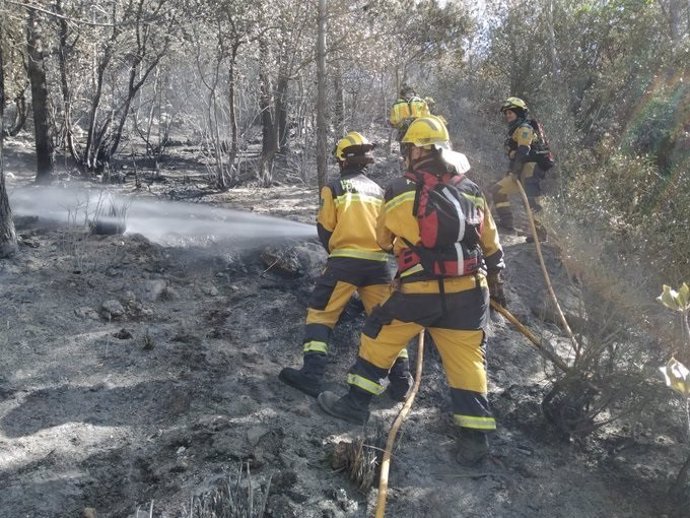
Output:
[487, 271, 506, 308]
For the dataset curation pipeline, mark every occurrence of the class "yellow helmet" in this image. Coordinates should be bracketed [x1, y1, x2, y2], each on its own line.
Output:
[500, 96, 528, 114]
[400, 116, 449, 148]
[401, 116, 470, 174]
[334, 131, 374, 161]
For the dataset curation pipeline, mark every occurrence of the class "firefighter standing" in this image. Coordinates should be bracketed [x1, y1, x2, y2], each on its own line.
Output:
[490, 97, 548, 242]
[424, 97, 448, 125]
[279, 132, 413, 400]
[317, 117, 507, 466]
[389, 85, 430, 144]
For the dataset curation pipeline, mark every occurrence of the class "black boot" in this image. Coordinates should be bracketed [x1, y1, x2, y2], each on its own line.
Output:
[495, 208, 516, 234]
[525, 224, 547, 243]
[278, 352, 327, 398]
[317, 389, 371, 425]
[455, 428, 489, 466]
[386, 357, 413, 402]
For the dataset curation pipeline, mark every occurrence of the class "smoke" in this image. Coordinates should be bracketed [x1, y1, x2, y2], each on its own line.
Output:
[9, 186, 316, 247]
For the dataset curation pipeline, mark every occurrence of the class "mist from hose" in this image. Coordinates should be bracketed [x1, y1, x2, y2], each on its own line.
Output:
[9, 186, 316, 248]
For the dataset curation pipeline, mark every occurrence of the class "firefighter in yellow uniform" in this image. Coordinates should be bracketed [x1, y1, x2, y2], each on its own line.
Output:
[424, 97, 448, 125]
[279, 132, 413, 399]
[489, 96, 547, 242]
[389, 84, 430, 143]
[318, 117, 507, 466]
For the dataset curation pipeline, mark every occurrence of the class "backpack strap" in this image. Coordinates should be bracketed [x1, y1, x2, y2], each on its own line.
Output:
[405, 169, 464, 185]
[404, 169, 466, 227]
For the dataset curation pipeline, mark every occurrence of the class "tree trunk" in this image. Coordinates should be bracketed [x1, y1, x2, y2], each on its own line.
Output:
[276, 74, 289, 153]
[55, 0, 79, 162]
[259, 38, 276, 185]
[109, 50, 165, 161]
[316, 0, 328, 190]
[26, 9, 54, 184]
[108, 61, 141, 159]
[229, 44, 239, 163]
[333, 62, 344, 136]
[545, 0, 560, 79]
[259, 39, 275, 155]
[4, 88, 28, 137]
[0, 21, 18, 258]
[84, 52, 109, 171]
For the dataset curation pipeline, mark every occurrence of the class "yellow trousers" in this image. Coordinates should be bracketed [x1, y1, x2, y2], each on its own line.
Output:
[490, 164, 544, 230]
[303, 257, 395, 355]
[348, 276, 495, 431]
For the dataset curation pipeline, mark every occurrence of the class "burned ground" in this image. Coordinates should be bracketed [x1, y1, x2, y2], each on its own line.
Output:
[0, 140, 685, 518]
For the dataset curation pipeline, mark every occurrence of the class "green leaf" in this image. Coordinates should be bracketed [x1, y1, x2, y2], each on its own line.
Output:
[678, 283, 690, 309]
[657, 284, 690, 312]
[659, 358, 690, 397]
[657, 284, 679, 311]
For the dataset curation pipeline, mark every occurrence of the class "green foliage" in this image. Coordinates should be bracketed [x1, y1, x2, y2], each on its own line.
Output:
[556, 147, 690, 285]
[658, 284, 690, 313]
[657, 282, 690, 394]
[659, 357, 690, 397]
[656, 281, 690, 503]
[621, 83, 690, 173]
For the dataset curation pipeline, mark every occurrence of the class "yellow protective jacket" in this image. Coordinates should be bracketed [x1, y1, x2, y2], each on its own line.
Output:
[377, 159, 504, 280]
[388, 96, 430, 128]
[317, 167, 389, 262]
[505, 119, 538, 174]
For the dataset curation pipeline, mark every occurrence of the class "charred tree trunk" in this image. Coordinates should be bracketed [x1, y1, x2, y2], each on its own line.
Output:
[259, 40, 276, 154]
[315, 0, 328, 190]
[0, 23, 18, 258]
[108, 58, 142, 159]
[55, 0, 79, 161]
[4, 88, 28, 137]
[259, 38, 276, 186]
[109, 0, 169, 164]
[26, 9, 54, 184]
[228, 43, 239, 163]
[276, 74, 289, 153]
[82, 5, 118, 172]
[333, 62, 344, 136]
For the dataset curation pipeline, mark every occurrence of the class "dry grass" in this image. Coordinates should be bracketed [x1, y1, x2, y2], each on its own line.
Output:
[186, 462, 273, 518]
[537, 203, 680, 438]
[330, 437, 381, 492]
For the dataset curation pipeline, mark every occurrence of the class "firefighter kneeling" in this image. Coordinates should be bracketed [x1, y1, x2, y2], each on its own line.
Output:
[318, 116, 507, 466]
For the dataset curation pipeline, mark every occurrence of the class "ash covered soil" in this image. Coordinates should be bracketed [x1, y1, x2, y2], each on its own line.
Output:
[0, 142, 679, 518]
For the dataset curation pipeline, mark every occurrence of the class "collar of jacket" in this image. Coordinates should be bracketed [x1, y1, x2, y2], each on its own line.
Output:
[340, 165, 366, 178]
[410, 156, 447, 175]
[507, 117, 528, 135]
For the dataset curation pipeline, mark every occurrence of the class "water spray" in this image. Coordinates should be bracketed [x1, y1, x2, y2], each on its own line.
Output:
[9, 186, 316, 247]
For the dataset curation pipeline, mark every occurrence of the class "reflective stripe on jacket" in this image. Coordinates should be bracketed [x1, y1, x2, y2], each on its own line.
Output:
[317, 168, 388, 261]
[377, 159, 504, 280]
[505, 120, 537, 174]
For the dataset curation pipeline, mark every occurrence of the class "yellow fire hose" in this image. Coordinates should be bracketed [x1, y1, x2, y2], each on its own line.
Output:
[514, 177, 581, 353]
[373, 177, 583, 516]
[374, 331, 425, 518]
[490, 300, 570, 373]
[373, 305, 574, 517]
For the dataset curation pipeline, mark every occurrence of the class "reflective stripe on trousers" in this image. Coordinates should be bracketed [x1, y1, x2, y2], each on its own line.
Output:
[347, 276, 496, 430]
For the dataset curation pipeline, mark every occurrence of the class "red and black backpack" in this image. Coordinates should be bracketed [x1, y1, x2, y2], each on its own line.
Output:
[527, 118, 556, 171]
[398, 170, 485, 277]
